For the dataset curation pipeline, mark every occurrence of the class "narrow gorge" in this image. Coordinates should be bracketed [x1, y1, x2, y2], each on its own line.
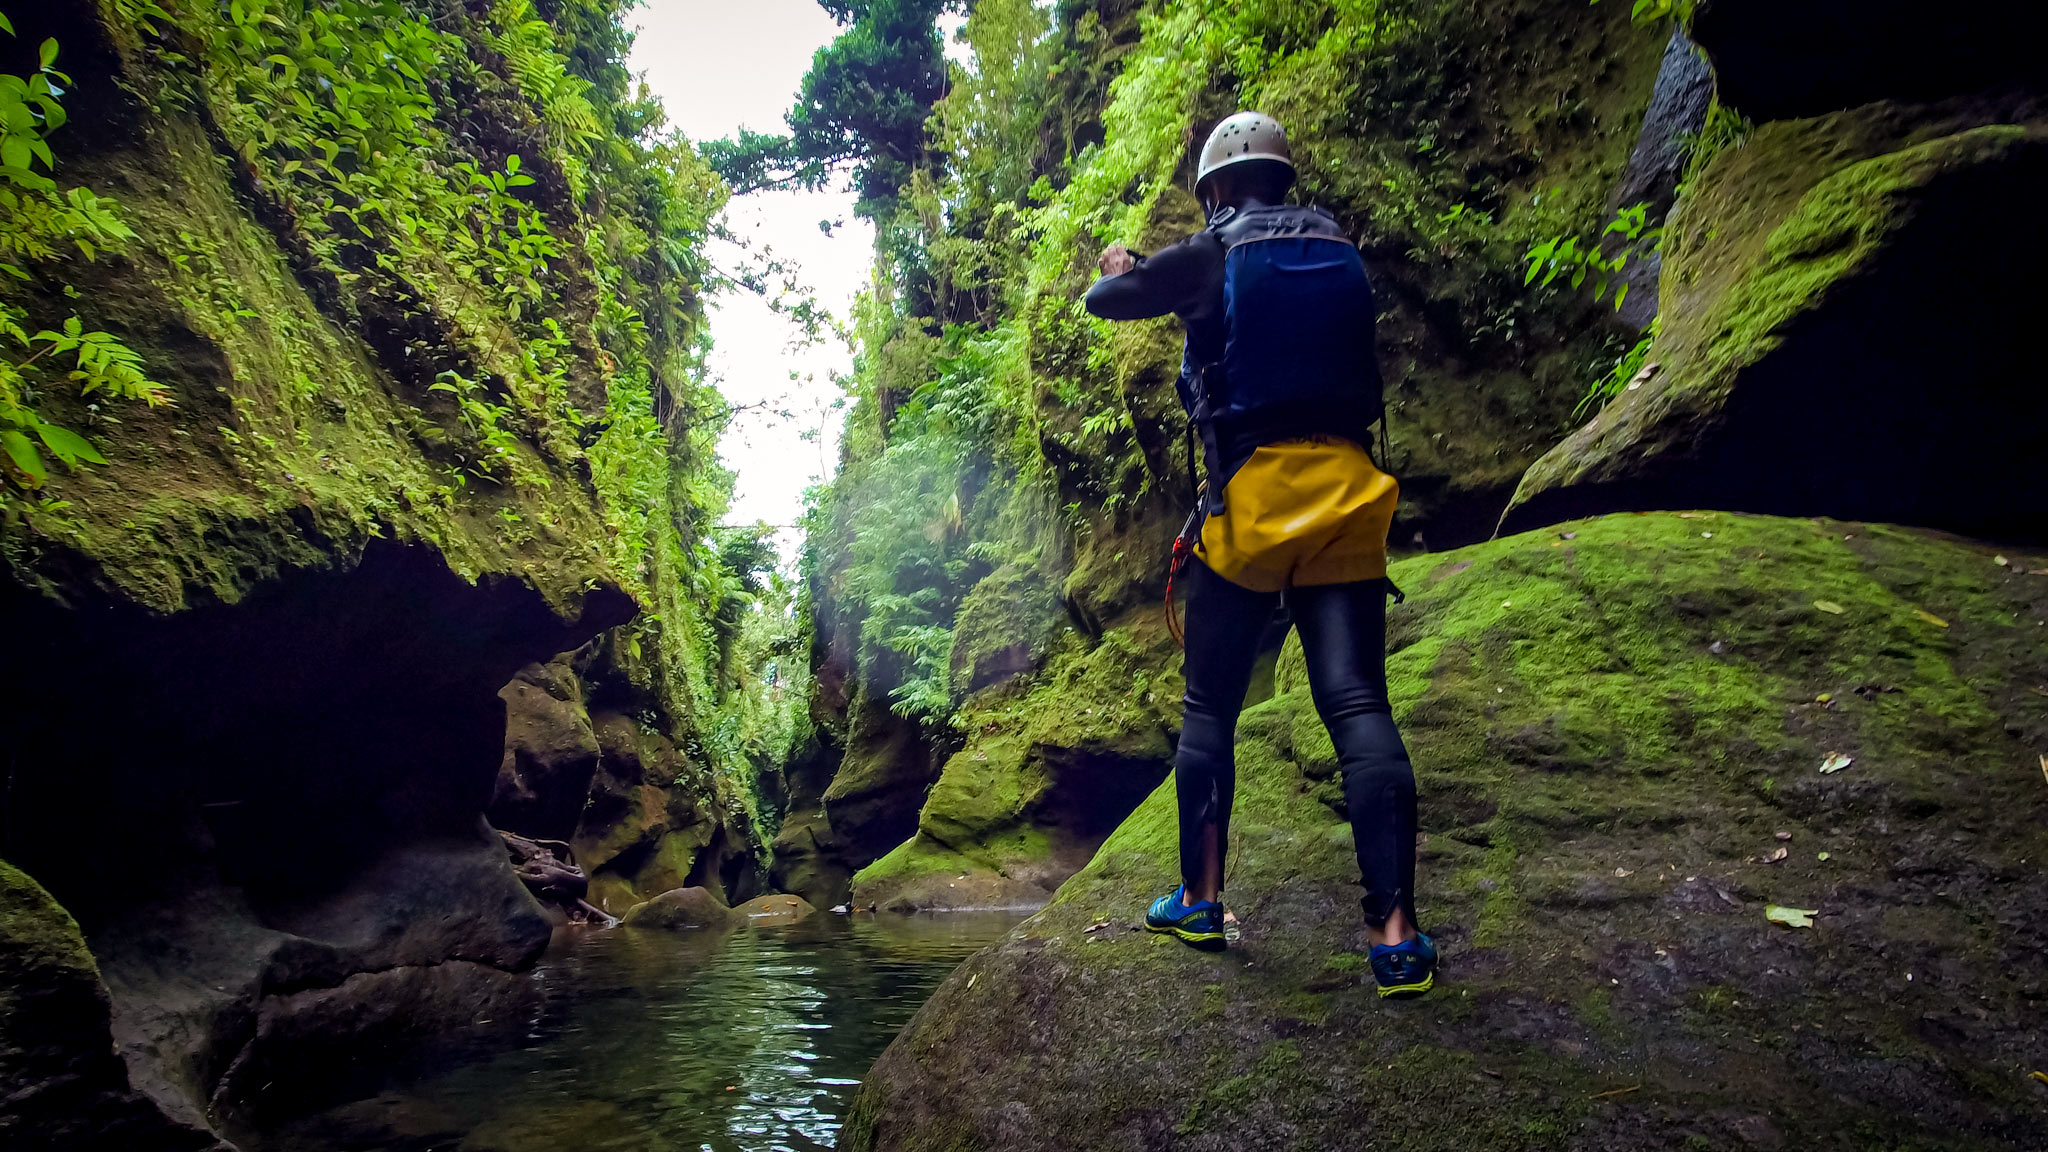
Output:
[1, 1, 2043, 1150]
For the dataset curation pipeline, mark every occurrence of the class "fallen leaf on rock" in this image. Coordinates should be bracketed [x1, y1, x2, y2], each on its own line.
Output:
[1814, 600, 1847, 615]
[2030, 1070, 2048, 1087]
[1817, 852, 1831, 862]
[1084, 920, 1111, 933]
[1912, 608, 1950, 629]
[1766, 905, 1818, 929]
[1820, 752, 1854, 774]
[1775, 831, 1793, 841]
[1613, 866, 1634, 877]
[1766, 847, 1789, 863]
[1815, 692, 1832, 704]
[1559, 531, 1578, 540]
[1994, 555, 2010, 567]
[2040, 754, 2047, 787]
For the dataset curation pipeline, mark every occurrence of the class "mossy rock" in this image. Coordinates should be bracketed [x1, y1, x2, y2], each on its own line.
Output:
[820, 689, 943, 867]
[949, 561, 1069, 695]
[1506, 103, 2048, 541]
[852, 616, 1182, 912]
[0, 861, 224, 1150]
[732, 894, 819, 925]
[844, 512, 2048, 1152]
[768, 806, 855, 909]
[618, 887, 742, 932]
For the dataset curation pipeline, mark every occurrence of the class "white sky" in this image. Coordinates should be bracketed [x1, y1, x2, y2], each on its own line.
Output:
[627, 0, 874, 547]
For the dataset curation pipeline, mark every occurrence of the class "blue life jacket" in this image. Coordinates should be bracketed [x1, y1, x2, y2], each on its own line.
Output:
[1182, 204, 1381, 514]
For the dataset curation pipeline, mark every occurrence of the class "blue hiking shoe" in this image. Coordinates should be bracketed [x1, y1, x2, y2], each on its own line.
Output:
[1370, 933, 1437, 998]
[1144, 886, 1225, 952]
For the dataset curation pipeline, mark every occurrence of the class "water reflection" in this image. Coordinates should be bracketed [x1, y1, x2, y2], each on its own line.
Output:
[240, 912, 1026, 1152]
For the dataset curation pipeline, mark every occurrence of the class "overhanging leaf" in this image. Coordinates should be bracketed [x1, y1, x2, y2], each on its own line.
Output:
[33, 422, 106, 467]
[1, 427, 46, 483]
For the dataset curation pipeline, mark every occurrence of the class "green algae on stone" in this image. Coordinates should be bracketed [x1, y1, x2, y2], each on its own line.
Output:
[851, 616, 1180, 911]
[844, 513, 2048, 1152]
[1504, 101, 2048, 539]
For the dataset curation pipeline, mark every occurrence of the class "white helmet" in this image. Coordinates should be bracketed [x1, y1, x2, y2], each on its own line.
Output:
[1196, 112, 1294, 196]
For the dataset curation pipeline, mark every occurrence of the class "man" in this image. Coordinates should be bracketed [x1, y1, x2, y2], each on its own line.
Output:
[1084, 112, 1435, 998]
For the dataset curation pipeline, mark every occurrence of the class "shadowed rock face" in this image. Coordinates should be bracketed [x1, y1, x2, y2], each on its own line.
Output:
[0, 541, 633, 1141]
[1505, 101, 2048, 543]
[843, 514, 2048, 1152]
[1690, 0, 2048, 123]
[0, 862, 228, 1151]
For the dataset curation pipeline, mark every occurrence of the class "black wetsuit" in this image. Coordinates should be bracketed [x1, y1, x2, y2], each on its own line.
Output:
[1084, 207, 1418, 929]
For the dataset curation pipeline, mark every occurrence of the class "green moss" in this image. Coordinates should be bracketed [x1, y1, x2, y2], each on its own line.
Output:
[948, 561, 1065, 695]
[0, 859, 100, 1000]
[1512, 103, 2048, 514]
[845, 512, 2048, 1150]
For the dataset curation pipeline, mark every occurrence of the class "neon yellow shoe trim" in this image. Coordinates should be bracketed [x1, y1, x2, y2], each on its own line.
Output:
[1375, 970, 1434, 998]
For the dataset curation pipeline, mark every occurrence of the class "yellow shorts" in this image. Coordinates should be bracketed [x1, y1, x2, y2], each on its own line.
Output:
[1196, 437, 1398, 593]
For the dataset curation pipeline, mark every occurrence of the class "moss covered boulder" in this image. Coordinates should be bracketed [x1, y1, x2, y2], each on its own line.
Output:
[853, 619, 1181, 912]
[0, 861, 225, 1151]
[820, 690, 947, 872]
[619, 887, 742, 933]
[1504, 102, 2048, 541]
[844, 512, 2048, 1152]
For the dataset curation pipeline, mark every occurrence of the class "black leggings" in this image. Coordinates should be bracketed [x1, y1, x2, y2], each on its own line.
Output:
[1175, 558, 1418, 928]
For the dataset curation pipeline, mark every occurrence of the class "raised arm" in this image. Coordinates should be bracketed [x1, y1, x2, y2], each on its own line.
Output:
[1083, 233, 1218, 321]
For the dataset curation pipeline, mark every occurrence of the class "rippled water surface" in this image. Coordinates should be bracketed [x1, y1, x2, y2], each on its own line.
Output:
[241, 912, 1026, 1152]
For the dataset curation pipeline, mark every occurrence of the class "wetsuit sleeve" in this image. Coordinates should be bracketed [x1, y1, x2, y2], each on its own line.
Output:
[1083, 233, 1217, 320]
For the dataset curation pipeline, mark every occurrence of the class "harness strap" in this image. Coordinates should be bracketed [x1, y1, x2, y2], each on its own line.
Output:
[1189, 364, 1229, 517]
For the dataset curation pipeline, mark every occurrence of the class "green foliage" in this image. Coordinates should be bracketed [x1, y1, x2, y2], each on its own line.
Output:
[86, 0, 800, 836]
[1523, 202, 1662, 311]
[704, 0, 952, 214]
[1576, 326, 1655, 419]
[0, 14, 167, 489]
[1590, 0, 1691, 25]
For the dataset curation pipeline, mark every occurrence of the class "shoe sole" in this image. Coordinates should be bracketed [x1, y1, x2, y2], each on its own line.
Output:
[1145, 920, 1226, 952]
[1375, 971, 1434, 999]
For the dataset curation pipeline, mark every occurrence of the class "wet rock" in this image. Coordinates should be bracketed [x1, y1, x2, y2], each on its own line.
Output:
[769, 807, 856, 910]
[819, 691, 944, 872]
[572, 712, 717, 915]
[1610, 28, 1717, 330]
[0, 862, 227, 1151]
[843, 513, 2048, 1152]
[1613, 29, 1716, 222]
[1504, 100, 2048, 541]
[619, 887, 742, 932]
[1690, 0, 2048, 123]
[732, 895, 818, 925]
[851, 620, 1179, 913]
[488, 655, 603, 842]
